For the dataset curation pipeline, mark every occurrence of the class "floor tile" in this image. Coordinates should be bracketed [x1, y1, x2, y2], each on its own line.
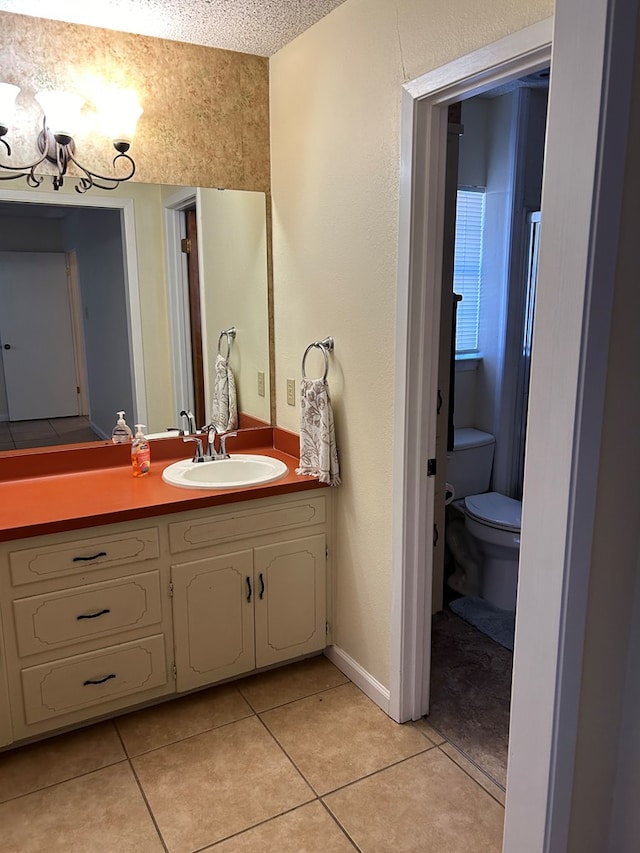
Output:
[412, 717, 444, 745]
[439, 742, 506, 805]
[237, 655, 349, 712]
[14, 436, 61, 448]
[324, 749, 504, 853]
[429, 610, 512, 787]
[116, 683, 253, 756]
[8, 420, 56, 438]
[260, 682, 430, 795]
[48, 417, 92, 433]
[0, 721, 125, 804]
[204, 801, 356, 851]
[0, 761, 163, 852]
[133, 715, 314, 852]
[58, 428, 102, 443]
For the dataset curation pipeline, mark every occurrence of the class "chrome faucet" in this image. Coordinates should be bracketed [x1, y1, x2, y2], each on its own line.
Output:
[202, 424, 237, 460]
[180, 409, 197, 435]
[183, 436, 206, 462]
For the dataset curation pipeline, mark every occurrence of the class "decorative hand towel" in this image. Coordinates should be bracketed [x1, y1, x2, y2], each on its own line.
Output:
[211, 353, 238, 432]
[296, 378, 341, 486]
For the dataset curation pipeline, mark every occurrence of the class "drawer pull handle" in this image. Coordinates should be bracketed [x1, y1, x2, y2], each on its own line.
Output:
[259, 573, 265, 599]
[76, 608, 111, 621]
[246, 576, 252, 602]
[83, 673, 116, 687]
[73, 551, 107, 563]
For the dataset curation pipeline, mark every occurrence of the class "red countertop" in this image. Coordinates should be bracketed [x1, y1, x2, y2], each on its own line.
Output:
[0, 428, 325, 542]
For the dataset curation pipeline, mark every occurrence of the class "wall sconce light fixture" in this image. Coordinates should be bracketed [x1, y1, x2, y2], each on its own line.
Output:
[0, 83, 143, 193]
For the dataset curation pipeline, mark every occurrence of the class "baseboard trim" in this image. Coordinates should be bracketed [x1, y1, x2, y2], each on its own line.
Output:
[324, 645, 390, 715]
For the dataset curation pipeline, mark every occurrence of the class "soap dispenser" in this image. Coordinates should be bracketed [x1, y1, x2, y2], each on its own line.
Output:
[111, 411, 133, 444]
[131, 424, 151, 477]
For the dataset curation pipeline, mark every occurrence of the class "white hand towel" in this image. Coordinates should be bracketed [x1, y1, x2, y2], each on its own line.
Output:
[296, 378, 341, 486]
[211, 353, 238, 432]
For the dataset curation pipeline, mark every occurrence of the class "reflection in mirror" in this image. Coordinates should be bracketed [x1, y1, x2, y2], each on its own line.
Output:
[0, 182, 272, 454]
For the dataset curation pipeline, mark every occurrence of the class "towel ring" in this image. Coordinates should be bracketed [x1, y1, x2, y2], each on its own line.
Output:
[217, 327, 236, 359]
[301, 336, 334, 381]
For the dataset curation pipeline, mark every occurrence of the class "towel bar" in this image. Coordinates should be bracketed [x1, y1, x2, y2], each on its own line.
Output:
[301, 336, 334, 381]
[217, 327, 236, 359]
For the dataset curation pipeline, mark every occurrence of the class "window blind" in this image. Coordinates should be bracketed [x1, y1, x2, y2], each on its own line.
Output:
[454, 189, 485, 354]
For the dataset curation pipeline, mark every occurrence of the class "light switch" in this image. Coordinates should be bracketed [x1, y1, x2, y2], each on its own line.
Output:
[286, 378, 296, 406]
[258, 371, 265, 397]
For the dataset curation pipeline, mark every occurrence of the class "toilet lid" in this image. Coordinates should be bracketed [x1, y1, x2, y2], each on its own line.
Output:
[464, 492, 522, 532]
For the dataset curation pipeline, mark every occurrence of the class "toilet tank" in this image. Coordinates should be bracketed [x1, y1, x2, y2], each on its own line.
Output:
[446, 428, 495, 498]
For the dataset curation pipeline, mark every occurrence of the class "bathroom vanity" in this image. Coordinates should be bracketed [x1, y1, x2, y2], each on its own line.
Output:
[0, 434, 331, 748]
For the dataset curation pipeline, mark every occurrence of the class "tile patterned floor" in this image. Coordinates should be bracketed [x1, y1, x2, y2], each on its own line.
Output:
[0, 417, 101, 452]
[0, 656, 505, 852]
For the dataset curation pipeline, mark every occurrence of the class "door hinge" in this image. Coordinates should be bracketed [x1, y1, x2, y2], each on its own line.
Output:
[172, 663, 177, 680]
[326, 620, 330, 635]
[427, 458, 437, 476]
[325, 546, 329, 560]
[180, 237, 192, 254]
[169, 580, 174, 597]
[76, 385, 80, 394]
[434, 523, 439, 547]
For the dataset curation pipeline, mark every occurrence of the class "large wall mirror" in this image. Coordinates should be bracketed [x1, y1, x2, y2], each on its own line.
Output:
[0, 182, 273, 454]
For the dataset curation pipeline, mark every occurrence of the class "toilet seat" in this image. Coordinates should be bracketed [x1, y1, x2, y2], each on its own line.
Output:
[464, 491, 521, 532]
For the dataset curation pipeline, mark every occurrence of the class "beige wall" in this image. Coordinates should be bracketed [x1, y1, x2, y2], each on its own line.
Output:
[0, 11, 269, 190]
[198, 188, 271, 424]
[270, 0, 553, 686]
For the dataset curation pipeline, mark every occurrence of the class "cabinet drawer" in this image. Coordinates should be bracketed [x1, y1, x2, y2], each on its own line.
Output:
[20, 634, 167, 725]
[9, 528, 160, 587]
[12, 571, 162, 658]
[169, 495, 326, 554]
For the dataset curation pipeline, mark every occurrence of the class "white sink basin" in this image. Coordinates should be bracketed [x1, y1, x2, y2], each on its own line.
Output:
[162, 454, 288, 489]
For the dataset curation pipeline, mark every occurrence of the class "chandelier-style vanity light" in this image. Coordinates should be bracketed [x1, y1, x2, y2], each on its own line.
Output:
[0, 83, 143, 193]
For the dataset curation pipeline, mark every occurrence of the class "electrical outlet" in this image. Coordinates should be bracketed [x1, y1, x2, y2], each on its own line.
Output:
[257, 371, 265, 397]
[286, 378, 296, 406]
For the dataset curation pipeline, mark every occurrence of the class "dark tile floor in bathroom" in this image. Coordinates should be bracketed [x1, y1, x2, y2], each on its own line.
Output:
[426, 609, 513, 788]
[0, 416, 101, 451]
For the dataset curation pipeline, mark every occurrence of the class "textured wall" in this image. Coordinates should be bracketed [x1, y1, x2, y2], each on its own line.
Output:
[0, 11, 270, 190]
[270, 0, 553, 688]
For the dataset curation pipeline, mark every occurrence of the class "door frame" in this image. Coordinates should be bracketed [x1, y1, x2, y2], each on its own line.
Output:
[0, 187, 146, 424]
[65, 250, 90, 416]
[391, 1, 638, 849]
[390, 16, 553, 723]
[163, 186, 197, 423]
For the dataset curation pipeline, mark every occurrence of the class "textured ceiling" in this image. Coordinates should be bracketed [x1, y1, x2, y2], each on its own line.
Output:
[0, 0, 347, 56]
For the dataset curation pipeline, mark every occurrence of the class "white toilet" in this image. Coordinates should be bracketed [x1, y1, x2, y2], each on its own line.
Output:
[446, 428, 522, 611]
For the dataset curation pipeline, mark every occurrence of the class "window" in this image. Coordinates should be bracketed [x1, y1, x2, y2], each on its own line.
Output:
[454, 188, 485, 354]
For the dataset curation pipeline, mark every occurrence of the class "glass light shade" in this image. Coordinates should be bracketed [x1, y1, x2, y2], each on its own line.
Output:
[100, 95, 143, 144]
[0, 82, 20, 130]
[35, 90, 84, 139]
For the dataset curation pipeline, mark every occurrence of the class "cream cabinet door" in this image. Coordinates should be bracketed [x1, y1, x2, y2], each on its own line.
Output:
[172, 550, 255, 693]
[254, 534, 326, 668]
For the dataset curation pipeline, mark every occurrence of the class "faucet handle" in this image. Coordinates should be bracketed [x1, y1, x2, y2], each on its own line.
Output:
[218, 431, 238, 459]
[183, 436, 205, 462]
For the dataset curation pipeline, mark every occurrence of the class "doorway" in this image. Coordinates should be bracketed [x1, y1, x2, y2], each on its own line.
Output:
[389, 20, 553, 727]
[0, 188, 145, 440]
[426, 76, 548, 789]
[0, 251, 81, 421]
[391, 3, 639, 848]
